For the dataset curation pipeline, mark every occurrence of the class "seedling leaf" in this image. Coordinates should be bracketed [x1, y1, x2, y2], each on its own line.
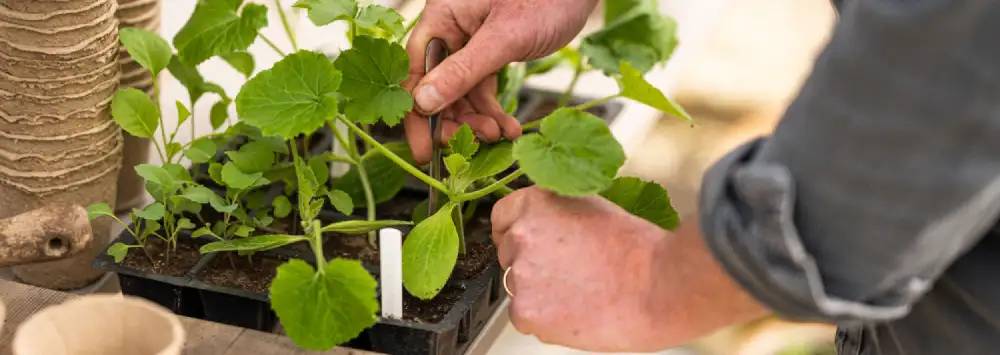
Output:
[403, 204, 459, 299]
[236, 51, 342, 139]
[221, 162, 268, 190]
[226, 141, 275, 174]
[448, 124, 478, 159]
[271, 259, 378, 350]
[201, 234, 308, 254]
[174, 0, 268, 65]
[176, 101, 192, 126]
[112, 88, 160, 138]
[513, 109, 625, 196]
[273, 195, 292, 218]
[466, 141, 514, 180]
[618, 62, 691, 121]
[320, 220, 411, 234]
[326, 189, 354, 216]
[119, 27, 172, 76]
[443, 154, 468, 177]
[135, 203, 166, 221]
[600, 177, 679, 230]
[86, 203, 114, 221]
[221, 51, 255, 77]
[185, 138, 217, 163]
[135, 164, 177, 191]
[580, 2, 677, 74]
[334, 36, 412, 126]
[210, 99, 231, 130]
[355, 5, 405, 40]
[107, 243, 132, 263]
[294, 0, 357, 26]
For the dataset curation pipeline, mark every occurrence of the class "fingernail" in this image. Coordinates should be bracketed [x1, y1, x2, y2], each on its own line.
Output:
[415, 85, 444, 113]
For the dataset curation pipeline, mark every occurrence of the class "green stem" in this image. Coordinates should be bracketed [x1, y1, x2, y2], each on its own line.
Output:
[401, 12, 421, 42]
[521, 119, 541, 131]
[557, 67, 583, 107]
[152, 78, 172, 164]
[454, 205, 466, 255]
[348, 21, 357, 44]
[259, 34, 287, 56]
[274, 0, 299, 51]
[339, 117, 451, 195]
[309, 220, 326, 271]
[356, 161, 378, 246]
[189, 102, 196, 145]
[572, 94, 620, 112]
[456, 169, 523, 201]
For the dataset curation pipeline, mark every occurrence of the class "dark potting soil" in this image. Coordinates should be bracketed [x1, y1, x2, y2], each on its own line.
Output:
[122, 238, 201, 277]
[198, 254, 284, 294]
[402, 283, 465, 323]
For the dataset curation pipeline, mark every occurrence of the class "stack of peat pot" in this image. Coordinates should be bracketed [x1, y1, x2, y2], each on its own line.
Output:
[0, 0, 122, 289]
[114, 0, 158, 213]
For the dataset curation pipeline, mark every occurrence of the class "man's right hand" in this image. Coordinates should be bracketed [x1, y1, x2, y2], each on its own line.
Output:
[403, 0, 599, 164]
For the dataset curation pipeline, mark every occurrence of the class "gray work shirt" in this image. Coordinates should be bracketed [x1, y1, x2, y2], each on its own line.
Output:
[699, 0, 1000, 354]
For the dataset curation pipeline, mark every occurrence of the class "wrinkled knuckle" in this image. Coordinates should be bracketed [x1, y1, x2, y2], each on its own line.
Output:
[446, 57, 477, 84]
[509, 225, 532, 247]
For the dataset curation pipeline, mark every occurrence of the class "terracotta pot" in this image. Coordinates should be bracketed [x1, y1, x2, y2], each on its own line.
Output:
[13, 295, 184, 355]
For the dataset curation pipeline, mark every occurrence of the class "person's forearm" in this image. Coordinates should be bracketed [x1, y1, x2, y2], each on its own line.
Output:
[645, 216, 769, 347]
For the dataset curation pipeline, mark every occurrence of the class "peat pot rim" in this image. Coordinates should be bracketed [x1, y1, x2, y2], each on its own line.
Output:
[12, 294, 185, 355]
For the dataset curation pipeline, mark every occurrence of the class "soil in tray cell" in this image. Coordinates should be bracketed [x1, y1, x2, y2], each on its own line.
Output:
[122, 238, 202, 277]
[403, 283, 466, 323]
[197, 254, 284, 294]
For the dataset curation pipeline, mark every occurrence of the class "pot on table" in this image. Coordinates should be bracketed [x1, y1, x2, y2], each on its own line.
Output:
[12, 295, 184, 355]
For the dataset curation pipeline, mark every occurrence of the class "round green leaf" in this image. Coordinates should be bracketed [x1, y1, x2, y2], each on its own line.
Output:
[173, 1, 267, 65]
[513, 109, 625, 196]
[119, 27, 172, 76]
[355, 5, 404, 40]
[580, 4, 677, 74]
[236, 51, 342, 139]
[294, 0, 357, 26]
[221, 51, 255, 77]
[107, 243, 132, 263]
[271, 259, 378, 350]
[272, 195, 292, 219]
[466, 141, 514, 180]
[135, 202, 166, 221]
[334, 36, 412, 126]
[111, 88, 160, 138]
[184, 138, 217, 164]
[403, 204, 459, 299]
[86, 202, 114, 221]
[221, 162, 267, 190]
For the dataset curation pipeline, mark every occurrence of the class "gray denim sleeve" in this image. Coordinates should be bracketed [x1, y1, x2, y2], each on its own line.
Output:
[699, 0, 1000, 324]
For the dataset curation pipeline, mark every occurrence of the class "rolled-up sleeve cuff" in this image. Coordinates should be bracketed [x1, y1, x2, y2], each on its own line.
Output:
[699, 138, 912, 324]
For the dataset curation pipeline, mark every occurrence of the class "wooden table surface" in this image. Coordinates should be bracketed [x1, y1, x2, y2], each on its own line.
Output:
[0, 279, 378, 355]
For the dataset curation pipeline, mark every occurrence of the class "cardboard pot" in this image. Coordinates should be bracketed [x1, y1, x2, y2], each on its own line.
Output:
[13, 295, 184, 355]
[113, 0, 160, 213]
[0, 0, 123, 289]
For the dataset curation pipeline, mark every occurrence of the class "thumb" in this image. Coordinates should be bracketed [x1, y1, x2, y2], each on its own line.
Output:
[413, 27, 518, 114]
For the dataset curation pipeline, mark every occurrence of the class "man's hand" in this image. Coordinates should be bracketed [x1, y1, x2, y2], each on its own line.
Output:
[492, 187, 768, 352]
[404, 0, 598, 164]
